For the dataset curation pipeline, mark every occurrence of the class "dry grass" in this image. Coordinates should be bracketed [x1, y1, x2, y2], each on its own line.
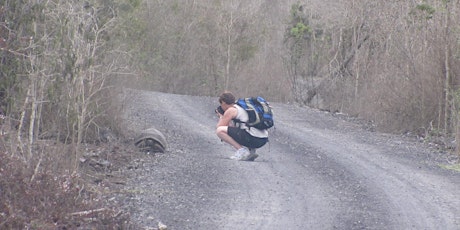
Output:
[0, 132, 135, 229]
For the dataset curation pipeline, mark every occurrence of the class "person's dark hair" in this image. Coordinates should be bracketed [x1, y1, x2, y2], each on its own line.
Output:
[219, 92, 235, 105]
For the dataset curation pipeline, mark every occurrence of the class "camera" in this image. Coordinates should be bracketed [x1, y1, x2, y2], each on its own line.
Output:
[215, 106, 224, 115]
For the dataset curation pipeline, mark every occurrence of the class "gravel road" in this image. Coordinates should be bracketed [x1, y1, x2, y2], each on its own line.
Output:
[121, 89, 460, 230]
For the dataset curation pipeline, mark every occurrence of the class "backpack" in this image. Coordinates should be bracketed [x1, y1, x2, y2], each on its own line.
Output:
[234, 96, 274, 130]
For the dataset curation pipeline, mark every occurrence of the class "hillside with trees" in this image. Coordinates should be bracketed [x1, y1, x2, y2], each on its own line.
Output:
[0, 0, 459, 228]
[125, 0, 460, 141]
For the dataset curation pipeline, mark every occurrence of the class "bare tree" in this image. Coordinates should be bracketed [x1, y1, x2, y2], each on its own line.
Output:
[0, 0, 132, 171]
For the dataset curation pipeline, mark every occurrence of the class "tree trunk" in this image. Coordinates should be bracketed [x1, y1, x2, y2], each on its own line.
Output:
[444, 1, 450, 135]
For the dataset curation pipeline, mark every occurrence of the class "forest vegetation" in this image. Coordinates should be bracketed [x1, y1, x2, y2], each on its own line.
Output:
[0, 0, 459, 228]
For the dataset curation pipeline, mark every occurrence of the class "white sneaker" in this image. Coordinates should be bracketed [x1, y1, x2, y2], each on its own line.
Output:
[230, 147, 250, 161]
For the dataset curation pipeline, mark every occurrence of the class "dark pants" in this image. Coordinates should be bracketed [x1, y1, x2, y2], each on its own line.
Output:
[227, 127, 268, 149]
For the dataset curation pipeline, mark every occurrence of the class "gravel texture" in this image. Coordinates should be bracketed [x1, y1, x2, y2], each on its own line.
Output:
[117, 89, 460, 230]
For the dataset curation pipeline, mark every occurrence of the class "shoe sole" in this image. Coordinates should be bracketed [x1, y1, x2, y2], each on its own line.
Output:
[245, 153, 259, 161]
[230, 154, 248, 161]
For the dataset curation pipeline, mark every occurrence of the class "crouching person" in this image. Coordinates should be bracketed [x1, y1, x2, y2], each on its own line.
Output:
[215, 91, 268, 161]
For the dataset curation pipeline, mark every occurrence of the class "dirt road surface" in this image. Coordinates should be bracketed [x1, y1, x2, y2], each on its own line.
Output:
[121, 90, 459, 230]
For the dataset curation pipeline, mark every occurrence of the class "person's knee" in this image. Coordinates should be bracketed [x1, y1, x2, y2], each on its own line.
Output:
[216, 126, 226, 137]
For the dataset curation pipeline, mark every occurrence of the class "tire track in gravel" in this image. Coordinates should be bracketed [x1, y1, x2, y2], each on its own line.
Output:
[272, 102, 460, 229]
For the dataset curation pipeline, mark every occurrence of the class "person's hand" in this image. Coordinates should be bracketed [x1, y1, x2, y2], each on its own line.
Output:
[215, 106, 224, 118]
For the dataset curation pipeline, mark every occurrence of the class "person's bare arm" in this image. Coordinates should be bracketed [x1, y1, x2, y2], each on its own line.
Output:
[216, 107, 236, 128]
